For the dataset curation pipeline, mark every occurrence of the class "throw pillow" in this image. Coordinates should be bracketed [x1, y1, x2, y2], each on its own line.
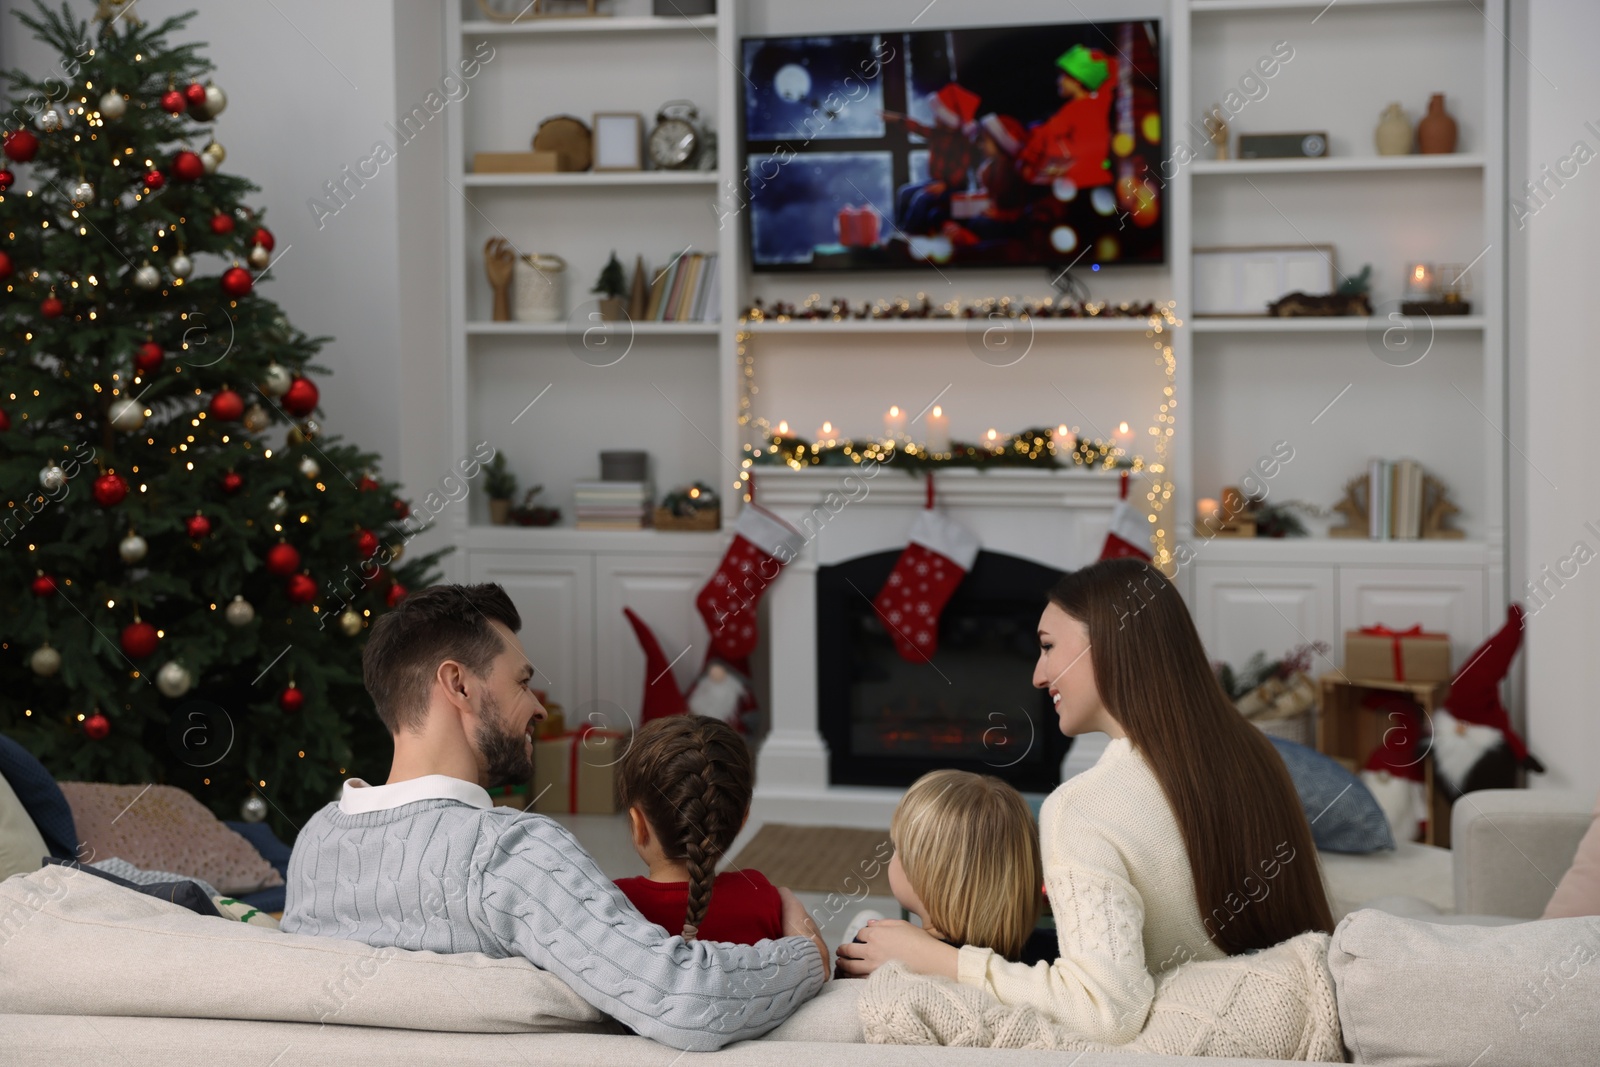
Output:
[59, 782, 283, 895]
[41, 856, 221, 917]
[1542, 790, 1600, 919]
[1269, 737, 1395, 853]
[0, 733, 78, 859]
[0, 770, 49, 881]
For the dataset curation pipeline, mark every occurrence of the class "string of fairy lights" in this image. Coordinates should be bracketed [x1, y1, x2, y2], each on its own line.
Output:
[734, 300, 1181, 574]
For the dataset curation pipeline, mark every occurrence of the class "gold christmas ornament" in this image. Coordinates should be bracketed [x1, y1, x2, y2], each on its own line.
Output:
[98, 90, 127, 120]
[30, 644, 61, 677]
[338, 609, 362, 636]
[109, 397, 147, 431]
[224, 595, 255, 627]
[248, 243, 271, 270]
[298, 456, 319, 480]
[242, 404, 270, 432]
[261, 364, 292, 396]
[118, 532, 148, 563]
[156, 661, 193, 698]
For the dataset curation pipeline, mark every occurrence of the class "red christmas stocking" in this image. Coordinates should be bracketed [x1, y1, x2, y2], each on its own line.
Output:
[873, 506, 980, 663]
[694, 503, 805, 667]
[1100, 472, 1152, 561]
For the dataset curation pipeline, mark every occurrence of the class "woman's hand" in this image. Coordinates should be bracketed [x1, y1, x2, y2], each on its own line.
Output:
[835, 919, 959, 980]
[777, 887, 831, 982]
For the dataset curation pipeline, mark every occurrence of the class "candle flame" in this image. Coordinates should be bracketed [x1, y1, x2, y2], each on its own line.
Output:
[888, 405, 900, 417]
[776, 420, 789, 435]
[821, 421, 833, 435]
[1118, 421, 1130, 434]
[931, 406, 942, 417]
[986, 428, 998, 441]
[1057, 424, 1069, 435]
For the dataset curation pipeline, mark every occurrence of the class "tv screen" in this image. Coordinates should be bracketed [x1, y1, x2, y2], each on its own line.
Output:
[739, 21, 1164, 273]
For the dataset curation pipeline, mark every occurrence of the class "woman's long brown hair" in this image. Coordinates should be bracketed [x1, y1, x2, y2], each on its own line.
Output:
[1048, 558, 1334, 954]
[615, 715, 753, 940]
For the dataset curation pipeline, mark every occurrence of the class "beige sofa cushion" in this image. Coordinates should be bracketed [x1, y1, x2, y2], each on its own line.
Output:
[1542, 791, 1600, 919]
[0, 865, 619, 1034]
[1329, 907, 1600, 1065]
[0, 771, 49, 883]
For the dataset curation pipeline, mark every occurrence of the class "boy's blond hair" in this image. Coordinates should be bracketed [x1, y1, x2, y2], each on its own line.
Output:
[890, 769, 1043, 961]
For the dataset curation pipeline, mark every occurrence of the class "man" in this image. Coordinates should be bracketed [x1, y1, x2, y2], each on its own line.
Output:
[281, 583, 827, 1052]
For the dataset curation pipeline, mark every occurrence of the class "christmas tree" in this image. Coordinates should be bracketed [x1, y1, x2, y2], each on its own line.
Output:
[0, 2, 447, 838]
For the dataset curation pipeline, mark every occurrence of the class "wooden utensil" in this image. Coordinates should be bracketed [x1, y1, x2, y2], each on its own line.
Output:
[484, 237, 517, 321]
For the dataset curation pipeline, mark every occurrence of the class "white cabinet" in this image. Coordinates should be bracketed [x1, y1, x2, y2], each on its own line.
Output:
[466, 552, 594, 710]
[595, 552, 723, 722]
[1338, 567, 1487, 672]
[1191, 565, 1337, 667]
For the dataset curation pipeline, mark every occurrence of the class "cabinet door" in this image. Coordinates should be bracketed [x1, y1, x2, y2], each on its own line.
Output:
[1191, 564, 1337, 669]
[1338, 567, 1487, 671]
[466, 552, 593, 710]
[594, 552, 722, 726]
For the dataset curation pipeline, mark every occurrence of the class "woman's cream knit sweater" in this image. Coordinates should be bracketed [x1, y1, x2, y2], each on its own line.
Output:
[955, 736, 1222, 1044]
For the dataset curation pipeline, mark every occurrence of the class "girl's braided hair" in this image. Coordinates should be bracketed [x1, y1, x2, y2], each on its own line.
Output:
[616, 714, 754, 940]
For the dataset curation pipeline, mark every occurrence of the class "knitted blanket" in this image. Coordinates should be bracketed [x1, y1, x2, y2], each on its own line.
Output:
[859, 932, 1343, 1062]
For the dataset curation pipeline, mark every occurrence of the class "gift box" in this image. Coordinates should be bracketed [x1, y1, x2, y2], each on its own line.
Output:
[1343, 625, 1451, 683]
[532, 725, 624, 815]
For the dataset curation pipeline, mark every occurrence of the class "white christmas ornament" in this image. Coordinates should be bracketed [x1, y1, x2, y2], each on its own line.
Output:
[199, 151, 218, 175]
[202, 141, 226, 167]
[39, 465, 66, 491]
[204, 84, 227, 118]
[118, 532, 148, 563]
[261, 364, 292, 396]
[109, 397, 146, 431]
[132, 263, 161, 290]
[36, 108, 64, 132]
[267, 491, 288, 516]
[98, 91, 127, 120]
[169, 253, 193, 279]
[224, 595, 255, 627]
[240, 794, 267, 823]
[299, 456, 320, 480]
[248, 243, 271, 269]
[156, 661, 193, 698]
[242, 404, 270, 432]
[70, 181, 95, 207]
[29, 644, 61, 677]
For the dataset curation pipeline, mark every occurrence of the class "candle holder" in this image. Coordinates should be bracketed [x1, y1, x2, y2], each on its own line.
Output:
[1402, 260, 1472, 316]
[1403, 261, 1435, 300]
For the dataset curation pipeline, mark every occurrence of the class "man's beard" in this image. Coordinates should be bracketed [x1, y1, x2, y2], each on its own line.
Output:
[475, 690, 531, 790]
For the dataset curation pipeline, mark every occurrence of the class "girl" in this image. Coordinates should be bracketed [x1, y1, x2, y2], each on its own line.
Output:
[613, 714, 783, 944]
[839, 557, 1334, 1044]
[872, 769, 1044, 963]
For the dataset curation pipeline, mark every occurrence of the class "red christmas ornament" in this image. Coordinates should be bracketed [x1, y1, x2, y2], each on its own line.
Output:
[184, 82, 208, 108]
[3, 129, 38, 162]
[265, 541, 301, 576]
[386, 583, 408, 608]
[172, 150, 204, 182]
[251, 226, 275, 252]
[143, 169, 165, 191]
[355, 529, 380, 559]
[357, 474, 380, 492]
[209, 212, 234, 235]
[286, 573, 317, 604]
[0, 250, 11, 278]
[161, 89, 186, 113]
[220, 266, 253, 298]
[0, 409, 9, 432]
[221, 470, 243, 494]
[0, 168, 13, 192]
[31, 573, 57, 597]
[209, 388, 244, 421]
[279, 684, 305, 713]
[92, 472, 129, 507]
[84, 712, 111, 740]
[41, 295, 63, 318]
[135, 341, 164, 374]
[393, 498, 411, 520]
[120, 620, 159, 659]
[281, 376, 319, 417]
[185, 513, 212, 539]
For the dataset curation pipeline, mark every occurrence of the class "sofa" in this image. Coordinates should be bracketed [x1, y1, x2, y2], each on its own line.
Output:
[0, 790, 1594, 1066]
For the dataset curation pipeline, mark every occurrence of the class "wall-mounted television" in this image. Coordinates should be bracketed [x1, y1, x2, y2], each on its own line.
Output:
[739, 20, 1164, 273]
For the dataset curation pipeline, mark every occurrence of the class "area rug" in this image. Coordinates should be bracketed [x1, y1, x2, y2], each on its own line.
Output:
[727, 823, 894, 896]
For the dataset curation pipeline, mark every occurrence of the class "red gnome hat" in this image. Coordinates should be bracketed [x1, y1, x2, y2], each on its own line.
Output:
[621, 607, 688, 724]
[1442, 603, 1539, 768]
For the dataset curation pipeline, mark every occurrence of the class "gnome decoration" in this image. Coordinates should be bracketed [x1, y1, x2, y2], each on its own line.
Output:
[1359, 691, 1431, 842]
[622, 607, 688, 725]
[621, 607, 758, 734]
[1099, 471, 1152, 561]
[1431, 603, 1542, 797]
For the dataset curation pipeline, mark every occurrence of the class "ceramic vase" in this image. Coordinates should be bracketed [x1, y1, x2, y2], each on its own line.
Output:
[1375, 103, 1412, 156]
[1417, 93, 1458, 154]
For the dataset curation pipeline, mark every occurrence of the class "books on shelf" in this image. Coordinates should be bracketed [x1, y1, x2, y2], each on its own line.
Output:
[1367, 458, 1425, 541]
[574, 480, 653, 530]
[644, 252, 718, 323]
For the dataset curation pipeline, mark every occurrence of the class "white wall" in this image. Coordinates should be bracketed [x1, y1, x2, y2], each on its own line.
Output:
[1516, 0, 1600, 800]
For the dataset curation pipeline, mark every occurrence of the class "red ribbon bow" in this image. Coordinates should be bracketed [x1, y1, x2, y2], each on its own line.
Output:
[1359, 624, 1427, 680]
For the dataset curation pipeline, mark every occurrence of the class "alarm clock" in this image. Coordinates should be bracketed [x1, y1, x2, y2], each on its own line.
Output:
[647, 100, 705, 170]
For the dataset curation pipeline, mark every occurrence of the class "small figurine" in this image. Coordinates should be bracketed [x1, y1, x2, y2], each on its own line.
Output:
[1203, 103, 1229, 160]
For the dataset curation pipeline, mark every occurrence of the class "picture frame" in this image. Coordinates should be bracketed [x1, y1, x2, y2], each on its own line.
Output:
[1192, 244, 1337, 316]
[592, 112, 644, 172]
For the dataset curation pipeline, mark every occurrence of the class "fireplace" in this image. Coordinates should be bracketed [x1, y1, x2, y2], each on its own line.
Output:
[816, 549, 1070, 792]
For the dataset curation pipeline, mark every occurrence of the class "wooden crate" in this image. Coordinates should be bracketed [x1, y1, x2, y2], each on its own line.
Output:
[1317, 674, 1454, 846]
[652, 506, 719, 531]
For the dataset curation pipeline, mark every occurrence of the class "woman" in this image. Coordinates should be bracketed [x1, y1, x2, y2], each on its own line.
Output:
[837, 557, 1333, 1044]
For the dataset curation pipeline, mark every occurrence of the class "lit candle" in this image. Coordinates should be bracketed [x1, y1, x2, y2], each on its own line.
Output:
[884, 405, 906, 439]
[1114, 421, 1134, 450]
[1051, 423, 1077, 456]
[1196, 497, 1220, 526]
[816, 420, 835, 445]
[985, 428, 1001, 453]
[776, 420, 789, 437]
[925, 406, 950, 453]
[1405, 262, 1435, 299]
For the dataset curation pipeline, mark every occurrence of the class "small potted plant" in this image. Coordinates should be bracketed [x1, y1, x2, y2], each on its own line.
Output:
[592, 251, 628, 322]
[510, 486, 561, 527]
[484, 452, 517, 525]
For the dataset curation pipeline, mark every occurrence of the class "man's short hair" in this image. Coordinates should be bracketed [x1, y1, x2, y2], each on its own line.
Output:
[361, 583, 522, 734]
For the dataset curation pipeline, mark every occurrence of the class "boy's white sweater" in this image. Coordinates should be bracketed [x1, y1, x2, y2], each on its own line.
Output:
[956, 736, 1224, 1044]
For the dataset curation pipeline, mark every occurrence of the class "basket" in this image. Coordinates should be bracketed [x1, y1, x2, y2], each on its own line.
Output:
[1237, 672, 1316, 747]
[652, 506, 719, 531]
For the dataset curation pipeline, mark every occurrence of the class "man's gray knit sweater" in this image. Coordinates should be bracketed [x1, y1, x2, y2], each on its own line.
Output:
[280, 797, 826, 1051]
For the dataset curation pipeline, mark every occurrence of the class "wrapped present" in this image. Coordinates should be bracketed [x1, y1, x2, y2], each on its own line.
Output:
[532, 724, 624, 815]
[1344, 625, 1451, 683]
[487, 783, 532, 811]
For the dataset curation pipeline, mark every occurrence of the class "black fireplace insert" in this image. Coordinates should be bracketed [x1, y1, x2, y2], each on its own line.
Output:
[816, 548, 1071, 792]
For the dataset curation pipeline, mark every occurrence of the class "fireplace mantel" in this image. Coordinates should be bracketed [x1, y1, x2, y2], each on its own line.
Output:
[748, 466, 1125, 828]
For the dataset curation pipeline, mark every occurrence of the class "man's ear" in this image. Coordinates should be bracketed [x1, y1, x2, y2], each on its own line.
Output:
[437, 660, 472, 714]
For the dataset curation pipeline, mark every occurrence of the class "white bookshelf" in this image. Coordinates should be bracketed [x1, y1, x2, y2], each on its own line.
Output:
[1188, 154, 1486, 175]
